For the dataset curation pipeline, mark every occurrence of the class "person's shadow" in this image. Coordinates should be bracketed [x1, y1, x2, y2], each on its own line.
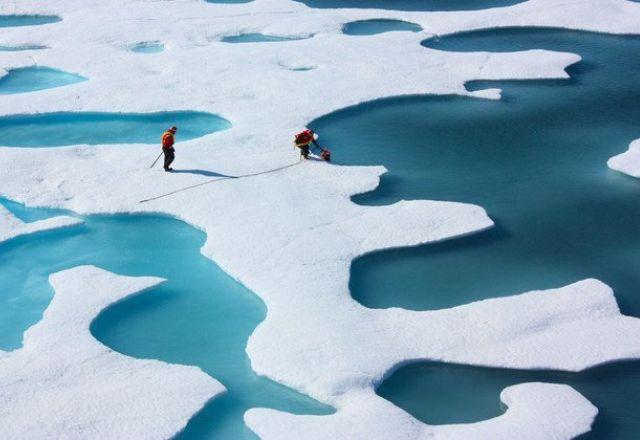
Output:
[171, 169, 237, 178]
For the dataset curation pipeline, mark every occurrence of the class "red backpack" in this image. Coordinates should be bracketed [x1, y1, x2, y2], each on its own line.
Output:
[295, 129, 314, 145]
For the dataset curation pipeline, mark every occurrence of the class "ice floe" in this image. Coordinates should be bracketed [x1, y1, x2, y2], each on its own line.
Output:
[0, 266, 222, 439]
[608, 139, 640, 178]
[1, 0, 640, 438]
[0, 203, 81, 244]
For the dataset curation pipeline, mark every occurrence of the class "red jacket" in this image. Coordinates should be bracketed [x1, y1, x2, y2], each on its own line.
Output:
[295, 130, 316, 147]
[162, 131, 175, 149]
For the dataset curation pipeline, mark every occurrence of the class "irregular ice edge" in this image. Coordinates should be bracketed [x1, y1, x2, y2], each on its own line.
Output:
[0, 204, 82, 244]
[246, 383, 598, 440]
[0, 0, 639, 438]
[0, 266, 223, 440]
[608, 138, 640, 178]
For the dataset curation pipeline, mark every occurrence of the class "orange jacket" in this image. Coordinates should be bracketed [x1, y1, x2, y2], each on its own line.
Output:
[162, 131, 175, 149]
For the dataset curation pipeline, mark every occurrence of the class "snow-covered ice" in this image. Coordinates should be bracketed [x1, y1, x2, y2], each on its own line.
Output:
[0, 203, 81, 244]
[1, 0, 640, 438]
[608, 139, 640, 178]
[0, 266, 222, 439]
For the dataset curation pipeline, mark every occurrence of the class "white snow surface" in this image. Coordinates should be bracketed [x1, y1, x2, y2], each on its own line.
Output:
[0, 266, 223, 440]
[608, 138, 640, 178]
[0, 204, 81, 243]
[1, 0, 640, 438]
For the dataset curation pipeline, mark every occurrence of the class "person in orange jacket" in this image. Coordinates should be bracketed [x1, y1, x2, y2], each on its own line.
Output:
[162, 126, 177, 171]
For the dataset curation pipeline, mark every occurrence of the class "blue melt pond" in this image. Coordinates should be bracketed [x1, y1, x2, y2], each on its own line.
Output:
[0, 111, 230, 147]
[0, 45, 46, 51]
[221, 33, 307, 43]
[289, 67, 315, 71]
[343, 19, 422, 36]
[0, 67, 86, 95]
[130, 41, 164, 53]
[0, 199, 333, 439]
[310, 28, 640, 439]
[0, 15, 61, 27]
[293, 0, 525, 11]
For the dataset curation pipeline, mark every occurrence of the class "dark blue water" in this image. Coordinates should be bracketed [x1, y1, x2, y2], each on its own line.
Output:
[0, 198, 333, 438]
[0, 67, 86, 95]
[343, 19, 422, 36]
[0, 111, 230, 147]
[310, 28, 640, 438]
[221, 34, 307, 43]
[294, 0, 525, 11]
[0, 15, 60, 27]
[421, 26, 638, 53]
[378, 361, 640, 439]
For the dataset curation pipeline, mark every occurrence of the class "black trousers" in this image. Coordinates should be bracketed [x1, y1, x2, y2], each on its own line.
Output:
[163, 148, 175, 169]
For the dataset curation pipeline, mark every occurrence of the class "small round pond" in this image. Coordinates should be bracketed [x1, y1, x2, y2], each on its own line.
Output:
[343, 19, 422, 36]
[129, 41, 165, 53]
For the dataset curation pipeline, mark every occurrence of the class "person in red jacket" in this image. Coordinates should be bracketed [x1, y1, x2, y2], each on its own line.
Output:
[294, 129, 331, 161]
[162, 126, 177, 171]
[294, 129, 319, 160]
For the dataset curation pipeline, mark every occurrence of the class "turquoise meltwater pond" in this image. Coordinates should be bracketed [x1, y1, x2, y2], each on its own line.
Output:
[0, 67, 86, 95]
[0, 45, 46, 51]
[310, 28, 640, 439]
[0, 199, 333, 439]
[221, 34, 308, 43]
[0, 15, 60, 27]
[129, 41, 165, 53]
[0, 111, 230, 147]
